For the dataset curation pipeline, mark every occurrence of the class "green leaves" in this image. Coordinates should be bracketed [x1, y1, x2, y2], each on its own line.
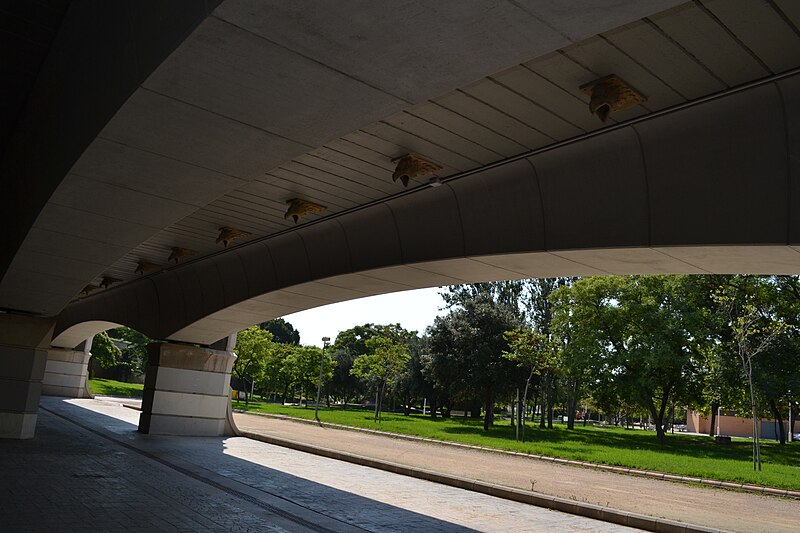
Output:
[350, 335, 410, 387]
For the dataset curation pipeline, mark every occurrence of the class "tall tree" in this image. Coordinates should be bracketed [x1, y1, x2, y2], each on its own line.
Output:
[259, 318, 300, 345]
[524, 278, 573, 428]
[430, 285, 521, 430]
[350, 335, 410, 421]
[553, 276, 707, 444]
[233, 326, 274, 405]
[283, 345, 334, 408]
[714, 278, 788, 469]
[90, 331, 123, 377]
[502, 328, 555, 440]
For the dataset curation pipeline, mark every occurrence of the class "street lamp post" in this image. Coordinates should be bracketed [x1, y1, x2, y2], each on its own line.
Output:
[315, 336, 330, 422]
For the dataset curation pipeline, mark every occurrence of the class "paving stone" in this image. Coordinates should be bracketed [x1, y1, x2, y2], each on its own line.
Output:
[0, 398, 644, 533]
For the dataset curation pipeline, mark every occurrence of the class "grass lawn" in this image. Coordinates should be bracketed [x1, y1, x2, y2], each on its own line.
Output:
[234, 399, 800, 491]
[88, 378, 144, 398]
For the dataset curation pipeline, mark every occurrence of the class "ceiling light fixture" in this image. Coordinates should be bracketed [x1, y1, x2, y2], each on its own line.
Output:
[168, 247, 197, 264]
[217, 226, 251, 247]
[135, 261, 161, 276]
[285, 198, 326, 223]
[391, 154, 442, 187]
[580, 74, 646, 122]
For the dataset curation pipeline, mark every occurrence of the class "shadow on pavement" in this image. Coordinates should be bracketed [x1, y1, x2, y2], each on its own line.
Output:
[23, 397, 483, 533]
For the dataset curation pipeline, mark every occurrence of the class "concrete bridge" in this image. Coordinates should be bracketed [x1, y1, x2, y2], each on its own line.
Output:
[2, 0, 799, 439]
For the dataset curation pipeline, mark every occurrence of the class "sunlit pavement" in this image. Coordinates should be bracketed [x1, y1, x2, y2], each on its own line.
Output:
[0, 397, 642, 532]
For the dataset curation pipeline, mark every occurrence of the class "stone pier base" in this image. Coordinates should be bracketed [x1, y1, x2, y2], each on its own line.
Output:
[0, 315, 54, 439]
[139, 343, 236, 436]
[42, 348, 92, 398]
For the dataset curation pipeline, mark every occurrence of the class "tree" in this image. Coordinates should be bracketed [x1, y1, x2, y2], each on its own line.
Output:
[283, 345, 334, 408]
[552, 276, 706, 444]
[714, 279, 788, 469]
[90, 331, 123, 377]
[328, 346, 363, 406]
[260, 342, 294, 403]
[523, 278, 572, 429]
[429, 284, 521, 430]
[350, 335, 410, 421]
[502, 328, 555, 440]
[259, 318, 300, 345]
[394, 335, 430, 415]
[233, 326, 274, 405]
[109, 327, 152, 376]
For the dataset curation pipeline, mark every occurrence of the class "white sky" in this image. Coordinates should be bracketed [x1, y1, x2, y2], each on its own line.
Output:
[284, 287, 449, 346]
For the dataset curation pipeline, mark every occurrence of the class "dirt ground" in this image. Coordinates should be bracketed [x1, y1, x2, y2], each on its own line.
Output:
[234, 412, 800, 533]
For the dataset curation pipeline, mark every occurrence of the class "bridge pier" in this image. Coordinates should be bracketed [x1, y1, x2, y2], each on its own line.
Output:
[0, 315, 54, 439]
[42, 342, 92, 399]
[138, 342, 237, 436]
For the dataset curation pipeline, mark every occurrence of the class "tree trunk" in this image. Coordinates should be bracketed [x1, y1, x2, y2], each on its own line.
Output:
[744, 361, 762, 471]
[520, 377, 531, 442]
[566, 378, 578, 430]
[483, 389, 494, 431]
[647, 394, 670, 445]
[789, 398, 795, 443]
[379, 382, 387, 422]
[539, 380, 547, 429]
[510, 396, 515, 428]
[669, 405, 675, 434]
[430, 397, 438, 419]
[769, 398, 786, 445]
[709, 402, 719, 437]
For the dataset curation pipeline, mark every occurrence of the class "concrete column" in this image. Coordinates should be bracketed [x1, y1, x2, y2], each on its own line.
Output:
[139, 343, 236, 436]
[42, 342, 92, 398]
[0, 314, 55, 439]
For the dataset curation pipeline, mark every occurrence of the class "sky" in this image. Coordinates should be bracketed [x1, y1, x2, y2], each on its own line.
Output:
[284, 287, 449, 347]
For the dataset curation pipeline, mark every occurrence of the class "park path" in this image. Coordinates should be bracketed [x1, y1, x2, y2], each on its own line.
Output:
[234, 412, 800, 533]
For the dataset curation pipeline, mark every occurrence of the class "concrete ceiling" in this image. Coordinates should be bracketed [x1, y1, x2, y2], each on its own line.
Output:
[3, 0, 800, 326]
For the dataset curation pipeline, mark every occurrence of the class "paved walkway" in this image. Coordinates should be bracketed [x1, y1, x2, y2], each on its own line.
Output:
[234, 412, 800, 533]
[1, 398, 644, 533]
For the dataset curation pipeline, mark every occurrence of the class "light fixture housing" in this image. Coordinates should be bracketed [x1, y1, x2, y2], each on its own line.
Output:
[285, 198, 326, 223]
[580, 74, 646, 122]
[100, 276, 121, 289]
[217, 226, 251, 247]
[391, 154, 442, 187]
[168, 247, 197, 264]
[135, 261, 161, 276]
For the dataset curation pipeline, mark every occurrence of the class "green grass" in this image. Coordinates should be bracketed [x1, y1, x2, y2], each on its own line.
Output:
[234, 399, 800, 490]
[88, 378, 144, 398]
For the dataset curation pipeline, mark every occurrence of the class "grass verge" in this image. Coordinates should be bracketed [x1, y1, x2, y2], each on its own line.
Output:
[88, 378, 143, 398]
[234, 399, 800, 491]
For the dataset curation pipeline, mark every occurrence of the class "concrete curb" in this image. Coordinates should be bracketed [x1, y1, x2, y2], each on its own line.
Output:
[241, 428, 726, 533]
[235, 411, 800, 500]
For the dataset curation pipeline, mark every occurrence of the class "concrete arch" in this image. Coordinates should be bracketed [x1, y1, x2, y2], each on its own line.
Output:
[53, 73, 800, 348]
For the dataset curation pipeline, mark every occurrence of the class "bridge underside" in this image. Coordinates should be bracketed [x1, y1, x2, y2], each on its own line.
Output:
[54, 70, 800, 347]
[2, 0, 800, 438]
